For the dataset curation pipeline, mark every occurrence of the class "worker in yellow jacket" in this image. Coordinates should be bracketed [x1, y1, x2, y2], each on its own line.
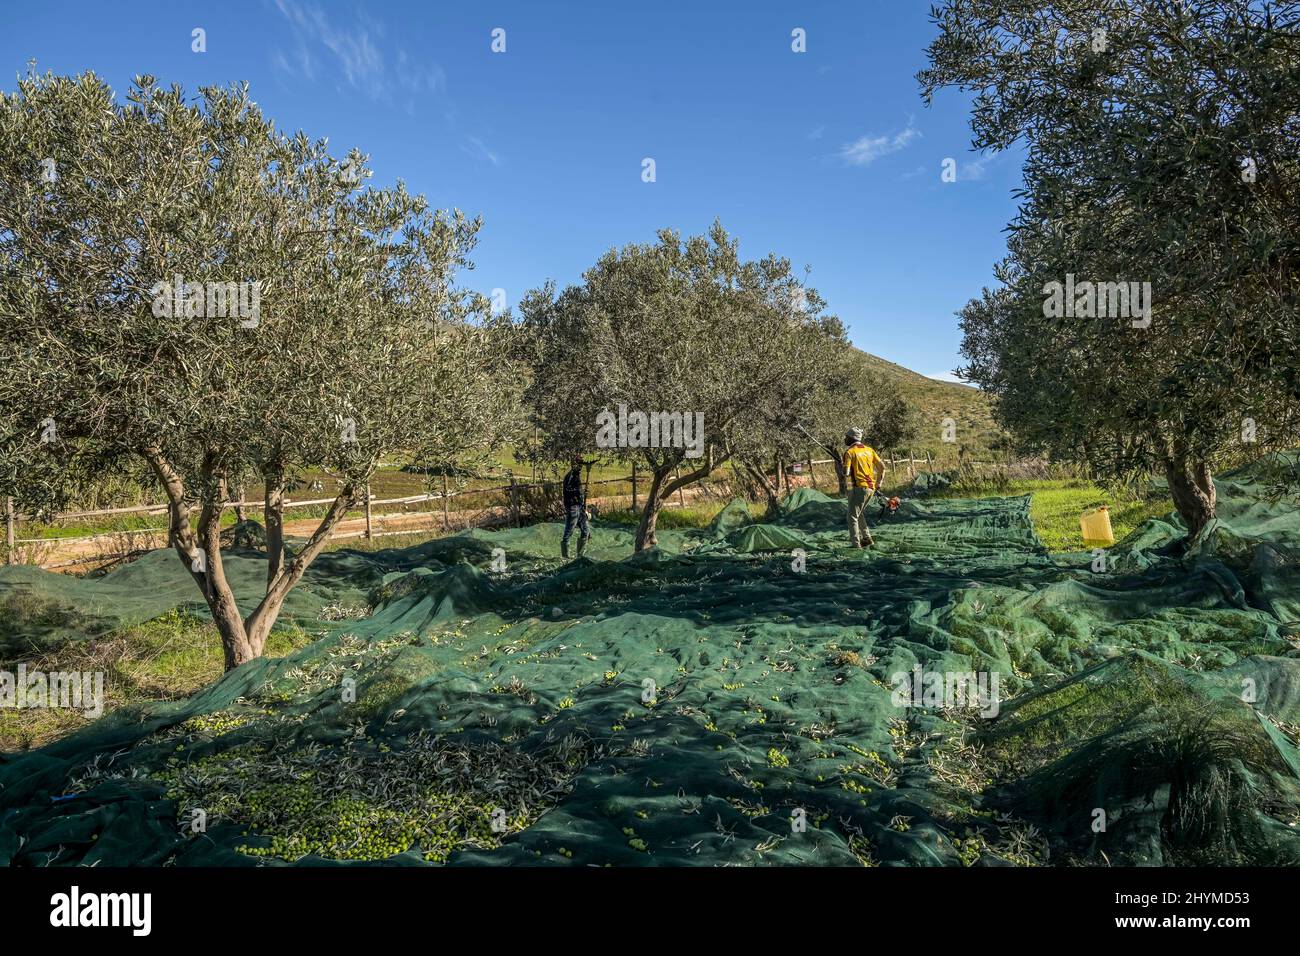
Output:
[842, 428, 885, 548]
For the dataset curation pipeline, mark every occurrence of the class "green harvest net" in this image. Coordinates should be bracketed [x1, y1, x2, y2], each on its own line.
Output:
[2, 456, 1298, 867]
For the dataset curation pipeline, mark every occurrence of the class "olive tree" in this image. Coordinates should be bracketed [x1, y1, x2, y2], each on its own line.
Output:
[727, 286, 855, 514]
[922, 0, 1300, 538]
[800, 354, 920, 495]
[520, 222, 850, 549]
[0, 72, 513, 668]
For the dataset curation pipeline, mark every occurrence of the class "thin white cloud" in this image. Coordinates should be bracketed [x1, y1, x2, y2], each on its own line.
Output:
[271, 0, 443, 101]
[838, 122, 920, 167]
[959, 152, 995, 181]
[271, 47, 315, 83]
[461, 135, 502, 167]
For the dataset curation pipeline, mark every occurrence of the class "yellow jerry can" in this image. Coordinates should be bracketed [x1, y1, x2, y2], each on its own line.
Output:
[1080, 505, 1115, 545]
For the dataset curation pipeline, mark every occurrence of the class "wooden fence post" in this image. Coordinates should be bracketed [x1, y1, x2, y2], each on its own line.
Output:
[441, 472, 450, 530]
[675, 467, 685, 507]
[509, 473, 520, 527]
[5, 496, 14, 566]
[364, 482, 373, 540]
[925, 450, 934, 473]
[807, 447, 816, 488]
[631, 463, 638, 512]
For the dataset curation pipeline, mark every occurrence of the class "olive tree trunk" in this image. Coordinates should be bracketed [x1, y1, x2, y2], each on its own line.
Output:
[739, 457, 781, 517]
[1165, 452, 1217, 542]
[633, 448, 727, 551]
[634, 465, 670, 551]
[263, 464, 286, 587]
[142, 445, 360, 670]
[810, 437, 847, 494]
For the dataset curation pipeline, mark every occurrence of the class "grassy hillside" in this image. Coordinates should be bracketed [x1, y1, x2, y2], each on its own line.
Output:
[849, 347, 1002, 460]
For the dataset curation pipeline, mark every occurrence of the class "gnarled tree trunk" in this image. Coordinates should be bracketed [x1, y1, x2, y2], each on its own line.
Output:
[142, 445, 361, 670]
[739, 457, 781, 517]
[263, 464, 286, 587]
[633, 465, 669, 551]
[244, 484, 356, 653]
[633, 448, 727, 551]
[1165, 451, 1216, 542]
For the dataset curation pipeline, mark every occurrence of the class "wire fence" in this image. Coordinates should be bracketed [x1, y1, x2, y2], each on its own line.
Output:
[4, 445, 976, 570]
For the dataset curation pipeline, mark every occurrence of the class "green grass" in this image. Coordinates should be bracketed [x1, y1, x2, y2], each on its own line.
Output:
[318, 529, 446, 554]
[930, 477, 1172, 552]
[0, 609, 313, 751]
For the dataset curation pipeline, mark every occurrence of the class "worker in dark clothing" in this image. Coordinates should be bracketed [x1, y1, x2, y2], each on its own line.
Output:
[561, 455, 591, 559]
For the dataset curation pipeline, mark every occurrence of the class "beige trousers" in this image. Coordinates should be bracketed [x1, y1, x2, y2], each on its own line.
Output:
[846, 486, 876, 546]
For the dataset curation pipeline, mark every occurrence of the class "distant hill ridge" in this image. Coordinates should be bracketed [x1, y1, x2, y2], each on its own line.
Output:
[849, 346, 1001, 458]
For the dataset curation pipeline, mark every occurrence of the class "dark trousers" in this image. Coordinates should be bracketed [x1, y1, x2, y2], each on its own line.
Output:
[562, 504, 590, 548]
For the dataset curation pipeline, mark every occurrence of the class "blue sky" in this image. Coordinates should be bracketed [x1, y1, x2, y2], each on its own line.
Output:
[3, 0, 1024, 381]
